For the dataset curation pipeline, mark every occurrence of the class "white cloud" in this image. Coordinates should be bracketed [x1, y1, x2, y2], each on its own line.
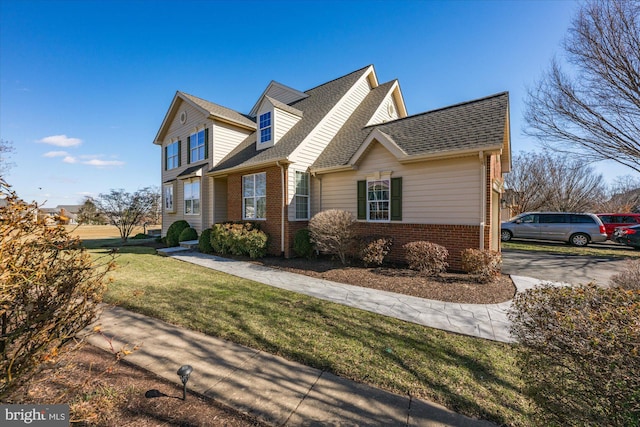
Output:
[38, 134, 82, 147]
[83, 159, 125, 167]
[43, 151, 69, 158]
[63, 156, 78, 164]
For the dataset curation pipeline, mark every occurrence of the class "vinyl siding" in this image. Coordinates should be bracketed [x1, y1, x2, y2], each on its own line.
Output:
[366, 94, 401, 126]
[274, 108, 301, 143]
[318, 142, 482, 225]
[265, 85, 306, 105]
[289, 73, 372, 168]
[212, 121, 252, 165]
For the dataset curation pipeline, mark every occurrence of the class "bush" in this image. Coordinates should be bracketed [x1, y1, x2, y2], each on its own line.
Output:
[0, 179, 115, 399]
[131, 233, 149, 240]
[460, 248, 502, 283]
[293, 228, 315, 259]
[209, 222, 268, 259]
[309, 209, 356, 265]
[166, 220, 190, 247]
[178, 226, 198, 242]
[359, 236, 393, 266]
[403, 241, 448, 276]
[198, 228, 214, 254]
[509, 284, 640, 426]
[609, 259, 640, 290]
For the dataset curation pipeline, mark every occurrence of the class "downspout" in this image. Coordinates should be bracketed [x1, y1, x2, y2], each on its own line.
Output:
[276, 161, 286, 255]
[479, 151, 486, 250]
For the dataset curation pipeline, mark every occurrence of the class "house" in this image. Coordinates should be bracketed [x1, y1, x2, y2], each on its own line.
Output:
[39, 205, 82, 225]
[153, 65, 511, 269]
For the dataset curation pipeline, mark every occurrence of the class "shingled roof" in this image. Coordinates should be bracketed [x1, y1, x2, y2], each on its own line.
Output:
[179, 92, 256, 129]
[209, 65, 372, 173]
[313, 91, 509, 170]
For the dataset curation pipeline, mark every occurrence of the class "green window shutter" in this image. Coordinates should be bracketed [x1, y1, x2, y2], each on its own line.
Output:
[391, 177, 402, 221]
[204, 127, 209, 159]
[178, 140, 181, 166]
[186, 136, 191, 164]
[164, 146, 168, 170]
[357, 180, 366, 220]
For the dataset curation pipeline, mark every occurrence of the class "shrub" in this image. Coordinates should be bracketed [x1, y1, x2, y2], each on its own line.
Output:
[293, 228, 315, 259]
[460, 248, 502, 283]
[403, 241, 448, 276]
[178, 226, 198, 242]
[509, 284, 640, 426]
[359, 236, 393, 266]
[166, 220, 190, 247]
[198, 228, 214, 254]
[209, 222, 268, 259]
[131, 233, 149, 240]
[609, 259, 640, 290]
[0, 179, 115, 399]
[309, 209, 356, 265]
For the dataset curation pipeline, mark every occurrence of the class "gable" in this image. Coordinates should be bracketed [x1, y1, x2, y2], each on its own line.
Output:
[249, 81, 308, 117]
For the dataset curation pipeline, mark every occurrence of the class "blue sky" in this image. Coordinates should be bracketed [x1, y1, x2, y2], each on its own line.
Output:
[1, 0, 635, 208]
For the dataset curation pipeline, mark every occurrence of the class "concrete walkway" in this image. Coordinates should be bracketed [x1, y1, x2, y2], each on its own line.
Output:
[87, 306, 496, 426]
[169, 251, 547, 343]
[86, 250, 552, 426]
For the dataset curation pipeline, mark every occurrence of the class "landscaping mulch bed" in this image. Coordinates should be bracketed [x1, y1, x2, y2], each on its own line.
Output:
[6, 344, 265, 426]
[254, 256, 516, 304]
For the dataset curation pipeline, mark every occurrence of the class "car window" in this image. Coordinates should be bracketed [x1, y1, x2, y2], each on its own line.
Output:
[598, 215, 612, 223]
[539, 214, 567, 224]
[571, 214, 596, 224]
[519, 214, 537, 223]
[621, 216, 640, 223]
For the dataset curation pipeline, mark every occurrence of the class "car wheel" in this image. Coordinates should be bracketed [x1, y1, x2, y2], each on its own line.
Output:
[570, 233, 589, 247]
[501, 230, 512, 242]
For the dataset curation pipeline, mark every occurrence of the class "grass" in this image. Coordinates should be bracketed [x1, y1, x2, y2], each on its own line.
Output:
[89, 242, 532, 426]
[503, 240, 640, 258]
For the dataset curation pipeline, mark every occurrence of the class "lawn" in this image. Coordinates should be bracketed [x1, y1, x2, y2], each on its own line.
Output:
[89, 241, 533, 426]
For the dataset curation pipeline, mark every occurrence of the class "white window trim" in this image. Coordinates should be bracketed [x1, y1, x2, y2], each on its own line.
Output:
[163, 182, 175, 213]
[243, 172, 266, 220]
[189, 129, 205, 163]
[166, 141, 179, 170]
[294, 171, 310, 220]
[366, 178, 391, 222]
[259, 112, 272, 144]
[184, 178, 200, 216]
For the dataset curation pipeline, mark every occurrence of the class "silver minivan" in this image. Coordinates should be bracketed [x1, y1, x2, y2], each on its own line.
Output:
[500, 212, 608, 246]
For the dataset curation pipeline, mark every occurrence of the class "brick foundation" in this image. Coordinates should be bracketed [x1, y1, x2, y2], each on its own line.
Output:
[353, 222, 481, 271]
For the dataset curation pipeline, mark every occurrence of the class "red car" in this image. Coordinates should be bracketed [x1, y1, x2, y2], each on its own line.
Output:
[596, 213, 640, 240]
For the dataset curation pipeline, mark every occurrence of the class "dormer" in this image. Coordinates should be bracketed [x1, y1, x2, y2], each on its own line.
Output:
[366, 80, 408, 126]
[249, 81, 308, 117]
[255, 96, 303, 150]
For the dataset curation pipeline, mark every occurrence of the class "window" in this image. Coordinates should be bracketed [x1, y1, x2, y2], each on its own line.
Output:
[357, 177, 402, 221]
[539, 214, 567, 223]
[163, 183, 174, 212]
[295, 171, 309, 220]
[184, 179, 200, 215]
[259, 112, 272, 143]
[243, 173, 266, 219]
[367, 179, 390, 221]
[571, 214, 595, 224]
[165, 141, 180, 170]
[188, 129, 207, 163]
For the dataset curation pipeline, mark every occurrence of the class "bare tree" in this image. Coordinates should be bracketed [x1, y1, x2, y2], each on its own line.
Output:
[94, 188, 156, 242]
[0, 139, 15, 177]
[524, 0, 640, 173]
[596, 175, 640, 212]
[505, 151, 605, 214]
[76, 197, 107, 225]
[503, 152, 548, 215]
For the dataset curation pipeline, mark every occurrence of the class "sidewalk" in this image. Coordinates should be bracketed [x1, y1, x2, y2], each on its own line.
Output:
[87, 250, 549, 426]
[169, 251, 548, 343]
[87, 305, 496, 426]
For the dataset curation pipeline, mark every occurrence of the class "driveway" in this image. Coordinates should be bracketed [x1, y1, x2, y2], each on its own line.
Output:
[502, 248, 629, 286]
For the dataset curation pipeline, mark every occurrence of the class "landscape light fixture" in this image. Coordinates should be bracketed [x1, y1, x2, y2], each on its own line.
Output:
[177, 364, 193, 400]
